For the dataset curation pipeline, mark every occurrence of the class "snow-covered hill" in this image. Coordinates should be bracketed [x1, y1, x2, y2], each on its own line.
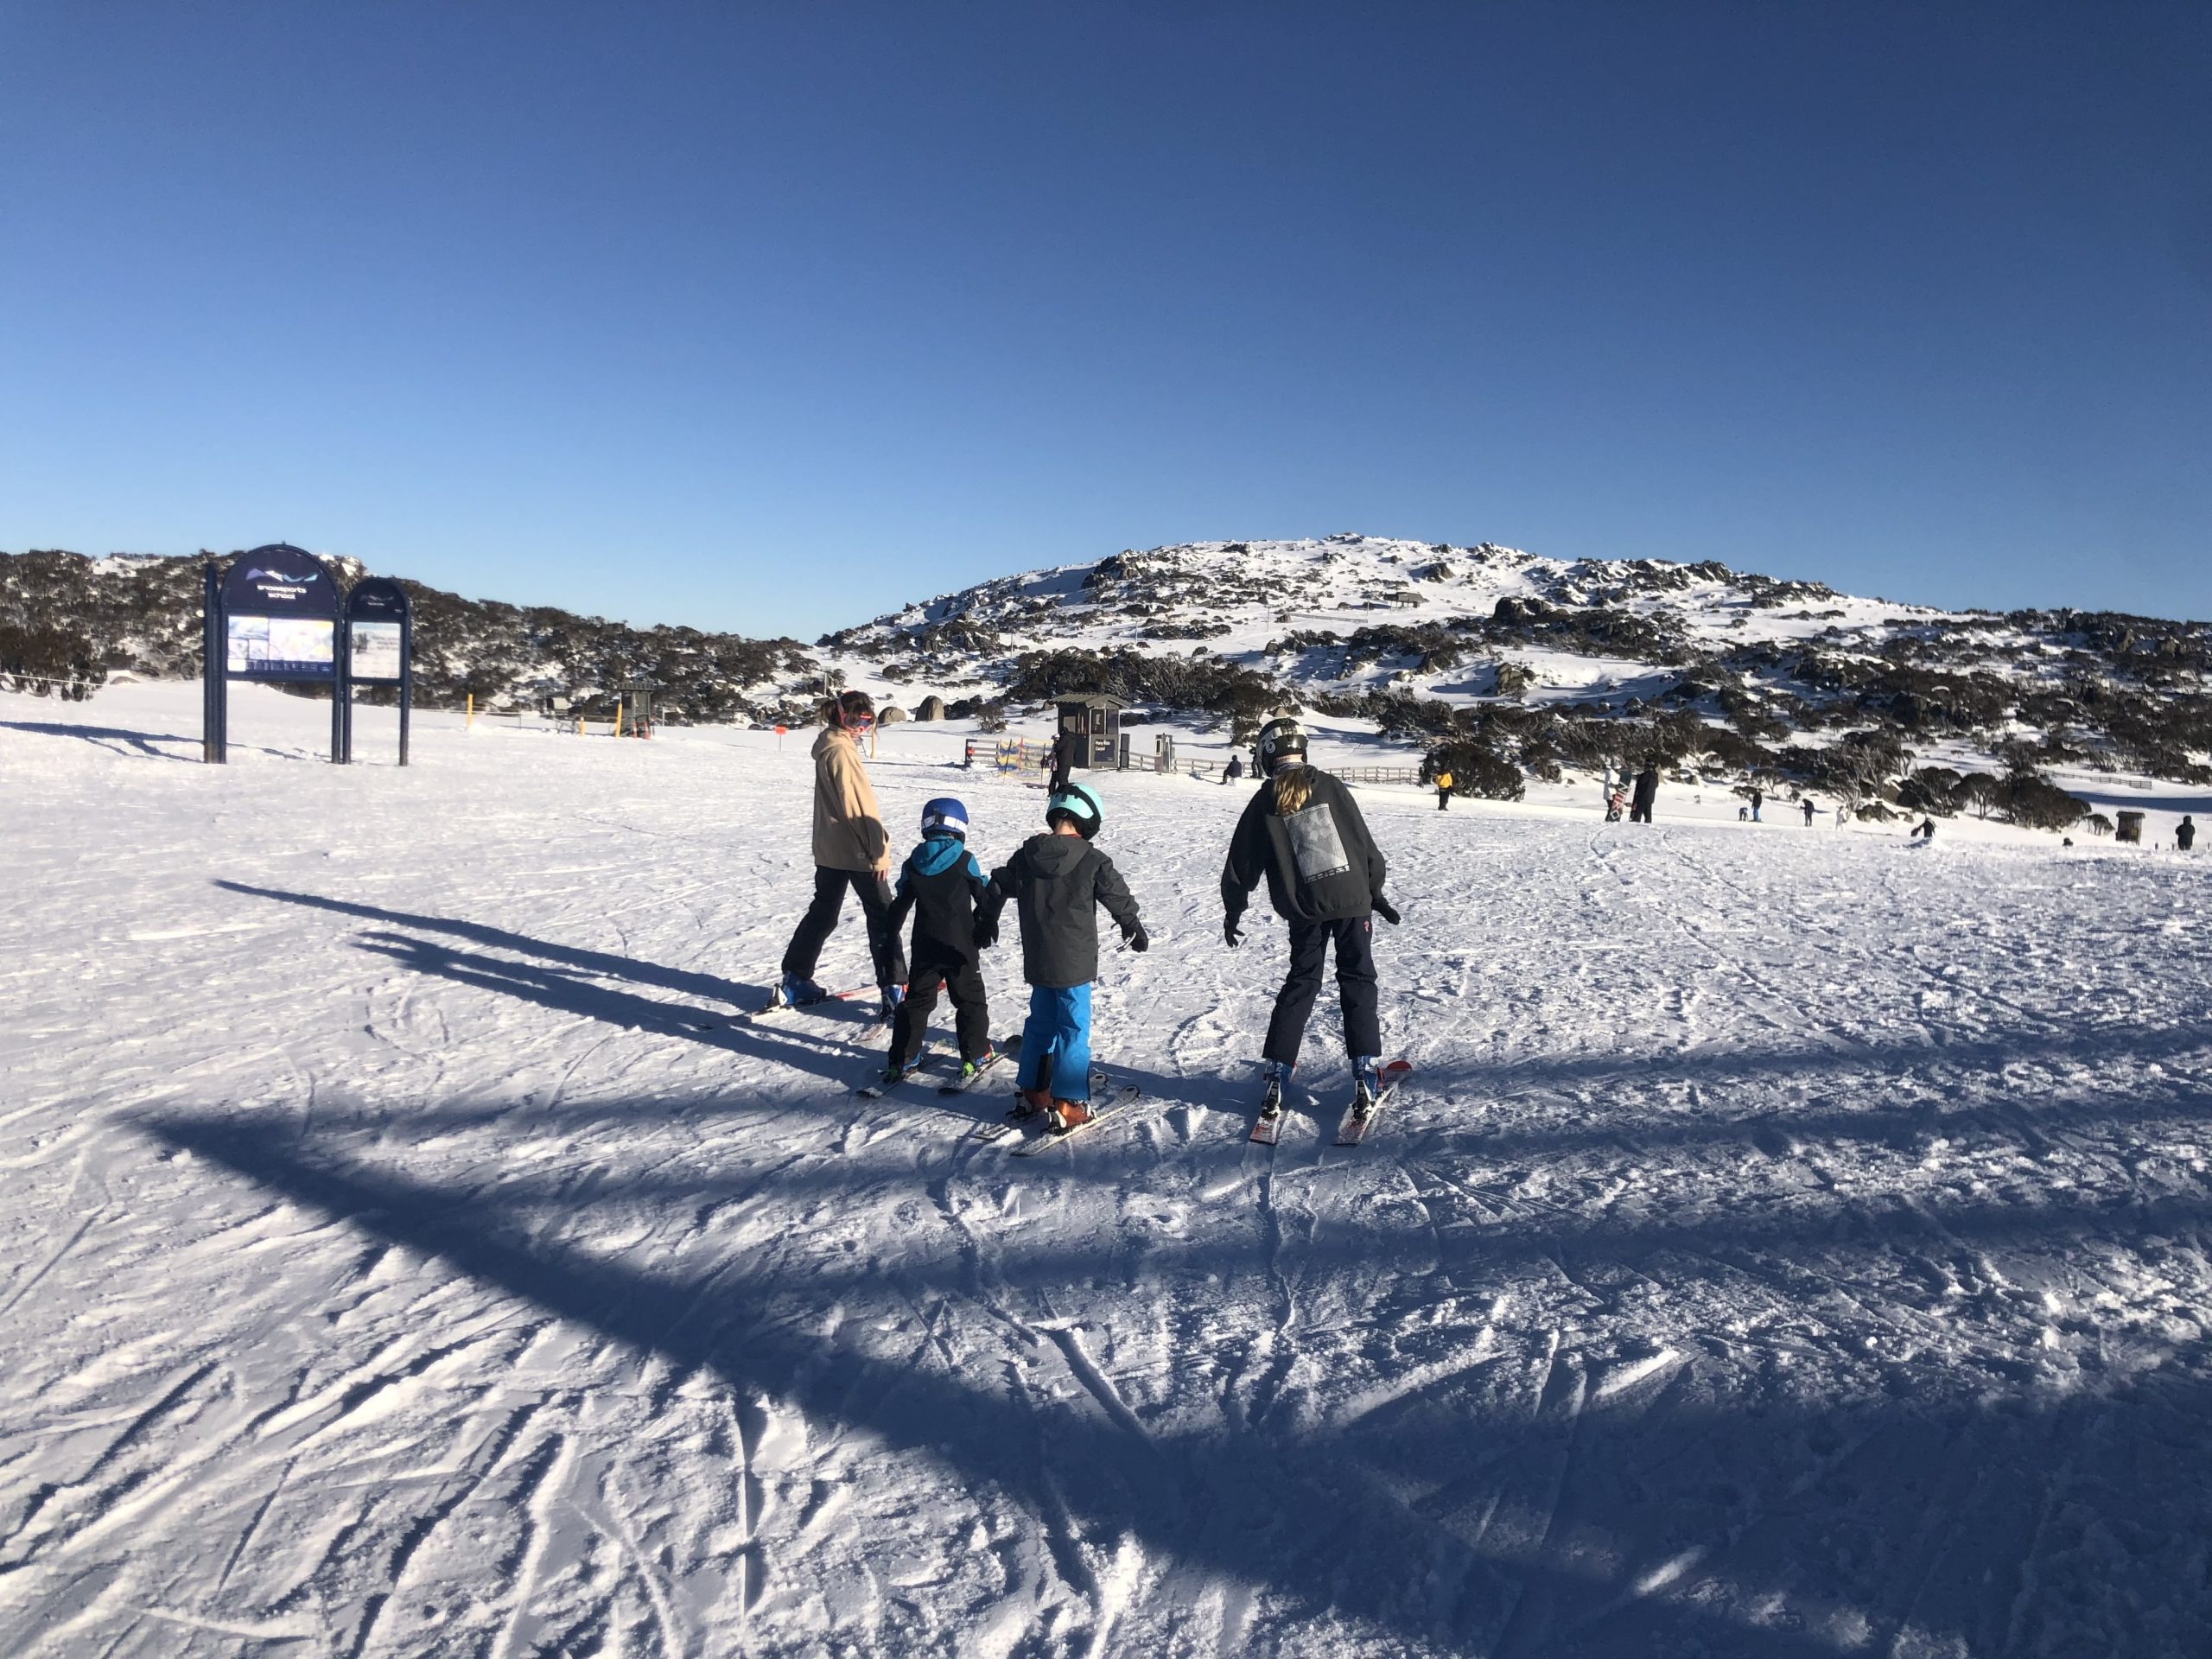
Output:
[10, 535, 2212, 831]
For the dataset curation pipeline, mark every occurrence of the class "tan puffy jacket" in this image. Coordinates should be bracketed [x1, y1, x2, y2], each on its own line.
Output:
[811, 728, 889, 872]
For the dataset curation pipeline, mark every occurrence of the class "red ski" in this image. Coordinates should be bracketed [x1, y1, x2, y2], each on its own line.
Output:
[1333, 1060, 1412, 1147]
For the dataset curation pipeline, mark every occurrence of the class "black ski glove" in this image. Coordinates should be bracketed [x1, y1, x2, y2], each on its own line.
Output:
[1126, 925, 1149, 953]
[974, 923, 997, 950]
[1374, 896, 1402, 925]
[1224, 913, 1243, 948]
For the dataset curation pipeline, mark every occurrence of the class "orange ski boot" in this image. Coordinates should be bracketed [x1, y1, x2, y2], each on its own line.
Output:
[1047, 1098, 1092, 1135]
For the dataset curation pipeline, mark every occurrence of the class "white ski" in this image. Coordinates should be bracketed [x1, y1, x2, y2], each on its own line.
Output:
[1009, 1084, 1145, 1156]
[855, 1046, 938, 1099]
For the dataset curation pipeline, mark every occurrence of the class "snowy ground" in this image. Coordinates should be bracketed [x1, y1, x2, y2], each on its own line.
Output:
[6, 681, 2212, 1657]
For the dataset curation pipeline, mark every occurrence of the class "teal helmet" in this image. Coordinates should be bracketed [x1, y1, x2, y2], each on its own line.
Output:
[1045, 780, 1103, 839]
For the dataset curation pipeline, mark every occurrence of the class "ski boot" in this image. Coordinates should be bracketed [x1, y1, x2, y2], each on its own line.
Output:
[878, 983, 906, 1025]
[1258, 1059, 1287, 1121]
[1349, 1056, 1382, 1122]
[1046, 1097, 1091, 1135]
[879, 1055, 926, 1089]
[1009, 1085, 1053, 1123]
[955, 1045, 999, 1086]
[778, 971, 830, 1008]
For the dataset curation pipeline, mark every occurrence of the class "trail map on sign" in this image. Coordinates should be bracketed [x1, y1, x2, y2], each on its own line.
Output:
[227, 616, 335, 677]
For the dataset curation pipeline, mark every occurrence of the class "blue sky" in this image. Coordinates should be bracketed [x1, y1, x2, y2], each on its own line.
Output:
[2, 3, 2207, 639]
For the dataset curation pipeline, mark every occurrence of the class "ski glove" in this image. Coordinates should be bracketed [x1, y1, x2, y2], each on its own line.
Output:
[1126, 925, 1149, 954]
[974, 924, 997, 950]
[1374, 896, 1402, 925]
[1224, 914, 1243, 948]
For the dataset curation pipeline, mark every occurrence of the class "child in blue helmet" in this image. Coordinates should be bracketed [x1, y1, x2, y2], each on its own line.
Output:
[976, 781, 1147, 1132]
[880, 798, 997, 1088]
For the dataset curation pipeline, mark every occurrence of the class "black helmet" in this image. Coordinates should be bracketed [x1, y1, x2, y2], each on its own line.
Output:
[1255, 717, 1308, 775]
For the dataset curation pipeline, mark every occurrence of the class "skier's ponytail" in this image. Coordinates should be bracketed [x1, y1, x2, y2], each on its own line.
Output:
[1274, 765, 1313, 816]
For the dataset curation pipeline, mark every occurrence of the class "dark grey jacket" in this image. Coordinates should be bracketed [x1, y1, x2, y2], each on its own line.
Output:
[980, 833, 1143, 988]
[1222, 768, 1388, 925]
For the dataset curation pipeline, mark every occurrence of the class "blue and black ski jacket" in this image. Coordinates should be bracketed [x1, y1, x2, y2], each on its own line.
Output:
[886, 834, 992, 969]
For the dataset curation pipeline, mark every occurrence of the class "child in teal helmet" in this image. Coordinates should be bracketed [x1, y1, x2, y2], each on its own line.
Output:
[976, 781, 1147, 1133]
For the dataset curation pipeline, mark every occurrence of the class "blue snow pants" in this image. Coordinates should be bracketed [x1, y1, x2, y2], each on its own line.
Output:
[1019, 983, 1091, 1102]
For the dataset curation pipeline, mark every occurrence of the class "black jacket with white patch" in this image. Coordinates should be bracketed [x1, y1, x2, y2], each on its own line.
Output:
[1221, 768, 1388, 925]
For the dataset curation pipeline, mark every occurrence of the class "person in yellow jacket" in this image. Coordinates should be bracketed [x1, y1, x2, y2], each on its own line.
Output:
[1434, 769, 1453, 811]
[777, 690, 909, 1017]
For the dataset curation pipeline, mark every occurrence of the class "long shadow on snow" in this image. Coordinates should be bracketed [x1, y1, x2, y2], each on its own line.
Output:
[2, 718, 284, 762]
[276, 1099, 2212, 1316]
[1410, 1020, 2212, 1116]
[147, 1113, 2212, 1657]
[346, 925, 1208, 1125]
[217, 880, 756, 1011]
[353, 932, 878, 1090]
[328, 1005, 2212, 1196]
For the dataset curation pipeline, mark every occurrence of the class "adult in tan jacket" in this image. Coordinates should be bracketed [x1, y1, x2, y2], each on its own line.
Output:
[778, 690, 908, 1012]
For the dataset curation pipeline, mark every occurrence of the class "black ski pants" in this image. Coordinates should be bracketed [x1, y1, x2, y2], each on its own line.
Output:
[1630, 803, 1652, 823]
[892, 957, 990, 1068]
[781, 866, 907, 988]
[1263, 916, 1381, 1069]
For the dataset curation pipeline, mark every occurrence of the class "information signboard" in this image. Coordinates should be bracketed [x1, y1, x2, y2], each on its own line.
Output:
[220, 544, 339, 683]
[340, 576, 414, 766]
[205, 543, 344, 763]
[349, 620, 404, 681]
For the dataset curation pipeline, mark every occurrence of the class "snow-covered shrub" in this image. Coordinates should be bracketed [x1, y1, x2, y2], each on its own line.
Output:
[1422, 741, 1525, 801]
[2001, 774, 2089, 833]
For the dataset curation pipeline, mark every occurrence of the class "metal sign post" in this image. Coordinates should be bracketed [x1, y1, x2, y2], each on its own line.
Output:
[204, 543, 343, 763]
[343, 578, 413, 766]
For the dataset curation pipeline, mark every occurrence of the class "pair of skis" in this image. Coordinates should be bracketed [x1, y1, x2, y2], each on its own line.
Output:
[1249, 1059, 1412, 1148]
[854, 1042, 1013, 1100]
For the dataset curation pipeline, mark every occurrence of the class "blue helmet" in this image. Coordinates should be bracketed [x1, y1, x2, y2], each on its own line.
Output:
[1045, 781, 1103, 839]
[920, 797, 969, 839]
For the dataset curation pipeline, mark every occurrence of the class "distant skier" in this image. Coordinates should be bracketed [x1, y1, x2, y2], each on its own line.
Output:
[879, 798, 997, 1090]
[1221, 718, 1401, 1126]
[1434, 767, 1454, 810]
[1750, 786, 1764, 823]
[1802, 797, 1816, 827]
[1630, 764, 1657, 825]
[776, 691, 908, 1016]
[976, 781, 1147, 1134]
[1912, 817, 1936, 842]
[2179, 815, 2197, 852]
[1223, 753, 1244, 786]
[1048, 726, 1078, 794]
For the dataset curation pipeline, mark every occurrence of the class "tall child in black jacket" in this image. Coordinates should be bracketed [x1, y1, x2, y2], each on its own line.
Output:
[976, 781, 1146, 1133]
[880, 797, 996, 1089]
[1221, 718, 1400, 1120]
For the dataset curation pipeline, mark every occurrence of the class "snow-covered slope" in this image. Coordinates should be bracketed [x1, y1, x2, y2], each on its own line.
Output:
[6, 680, 2212, 1656]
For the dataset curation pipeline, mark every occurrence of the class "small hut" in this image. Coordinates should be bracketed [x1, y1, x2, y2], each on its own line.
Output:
[2116, 810, 2145, 845]
[915, 695, 946, 721]
[1054, 693, 1128, 770]
[617, 678, 664, 737]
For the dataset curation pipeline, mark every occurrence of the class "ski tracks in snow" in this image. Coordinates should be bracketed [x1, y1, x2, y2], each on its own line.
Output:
[8, 690, 2212, 1655]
